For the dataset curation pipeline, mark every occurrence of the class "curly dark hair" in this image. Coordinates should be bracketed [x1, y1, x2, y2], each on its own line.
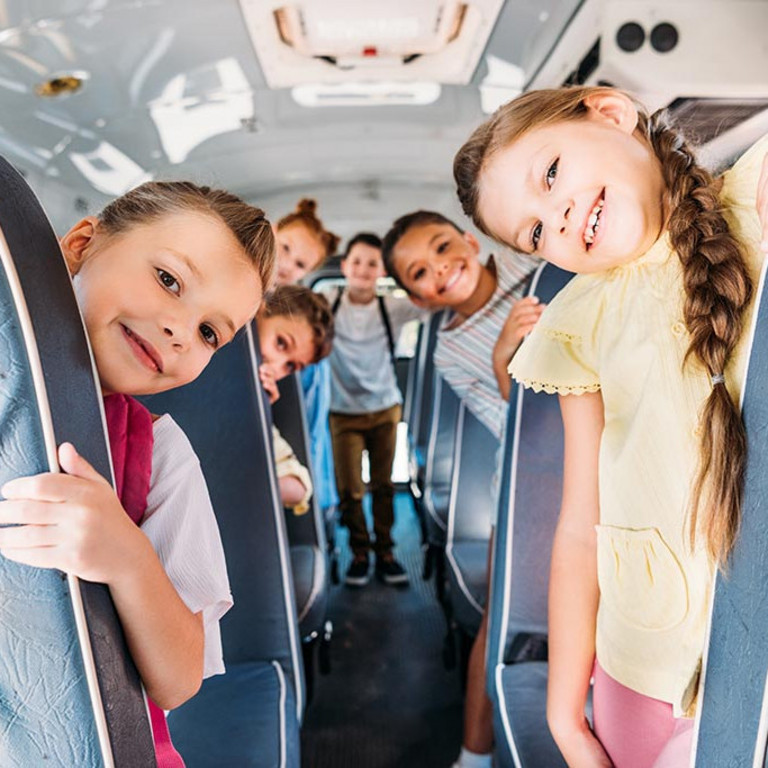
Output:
[261, 284, 335, 362]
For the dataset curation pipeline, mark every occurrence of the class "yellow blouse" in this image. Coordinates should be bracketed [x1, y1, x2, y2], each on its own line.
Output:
[509, 133, 768, 716]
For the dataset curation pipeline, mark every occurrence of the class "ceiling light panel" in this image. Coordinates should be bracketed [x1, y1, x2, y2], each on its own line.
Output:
[239, 0, 504, 87]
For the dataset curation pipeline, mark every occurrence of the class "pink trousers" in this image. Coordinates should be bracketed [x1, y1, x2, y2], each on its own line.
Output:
[592, 662, 694, 768]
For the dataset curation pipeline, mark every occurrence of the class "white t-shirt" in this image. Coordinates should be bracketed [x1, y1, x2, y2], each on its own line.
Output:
[140, 415, 232, 679]
[324, 287, 425, 414]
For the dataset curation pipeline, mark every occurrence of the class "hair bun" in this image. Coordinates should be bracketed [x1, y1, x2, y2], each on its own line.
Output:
[296, 198, 317, 216]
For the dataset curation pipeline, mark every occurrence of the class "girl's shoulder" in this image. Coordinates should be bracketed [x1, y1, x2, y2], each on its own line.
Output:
[506, 272, 609, 394]
[151, 414, 201, 478]
[535, 271, 610, 340]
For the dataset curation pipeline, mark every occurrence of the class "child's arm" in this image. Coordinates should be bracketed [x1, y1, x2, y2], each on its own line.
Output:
[0, 443, 204, 710]
[492, 296, 545, 401]
[547, 392, 613, 768]
[273, 427, 313, 515]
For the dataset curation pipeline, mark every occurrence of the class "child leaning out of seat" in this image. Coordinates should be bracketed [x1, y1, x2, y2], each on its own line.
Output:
[0, 181, 276, 766]
[256, 283, 335, 516]
[382, 210, 542, 768]
[454, 85, 768, 767]
[272, 199, 341, 522]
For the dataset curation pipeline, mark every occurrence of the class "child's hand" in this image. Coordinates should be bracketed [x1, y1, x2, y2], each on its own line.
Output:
[551, 716, 614, 768]
[259, 364, 280, 404]
[279, 475, 309, 510]
[561, 730, 614, 768]
[0, 443, 146, 585]
[758, 151, 768, 253]
[492, 295, 545, 400]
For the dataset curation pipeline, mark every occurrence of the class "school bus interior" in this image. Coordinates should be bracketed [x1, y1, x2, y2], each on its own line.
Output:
[1, 2, 768, 767]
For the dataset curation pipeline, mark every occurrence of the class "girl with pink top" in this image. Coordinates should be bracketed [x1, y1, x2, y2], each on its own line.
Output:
[0, 181, 275, 766]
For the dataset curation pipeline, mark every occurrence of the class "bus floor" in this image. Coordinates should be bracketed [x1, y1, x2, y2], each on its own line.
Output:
[301, 491, 464, 768]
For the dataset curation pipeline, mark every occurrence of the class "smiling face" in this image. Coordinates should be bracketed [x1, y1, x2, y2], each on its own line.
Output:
[340, 241, 384, 295]
[477, 93, 667, 274]
[389, 222, 485, 310]
[61, 211, 263, 396]
[274, 222, 325, 285]
[257, 314, 316, 379]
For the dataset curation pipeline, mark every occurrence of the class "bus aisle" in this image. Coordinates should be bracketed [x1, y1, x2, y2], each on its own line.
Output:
[301, 491, 463, 768]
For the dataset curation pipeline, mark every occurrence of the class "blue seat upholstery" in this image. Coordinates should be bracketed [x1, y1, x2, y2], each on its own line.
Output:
[166, 661, 298, 768]
[445, 404, 498, 637]
[144, 324, 304, 768]
[694, 262, 768, 767]
[0, 156, 155, 766]
[272, 371, 329, 643]
[402, 319, 423, 438]
[422, 374, 461, 548]
[486, 262, 573, 768]
[407, 311, 444, 495]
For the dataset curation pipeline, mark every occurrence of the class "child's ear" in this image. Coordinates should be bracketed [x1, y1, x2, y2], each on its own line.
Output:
[583, 90, 639, 134]
[463, 231, 481, 255]
[59, 217, 100, 275]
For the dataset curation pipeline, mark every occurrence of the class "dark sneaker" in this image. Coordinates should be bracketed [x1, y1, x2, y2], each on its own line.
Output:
[375, 557, 409, 586]
[345, 557, 370, 587]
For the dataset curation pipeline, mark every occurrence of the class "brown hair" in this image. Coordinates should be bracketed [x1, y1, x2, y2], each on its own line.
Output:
[454, 86, 753, 565]
[276, 198, 340, 269]
[98, 180, 275, 292]
[381, 211, 464, 290]
[261, 284, 335, 363]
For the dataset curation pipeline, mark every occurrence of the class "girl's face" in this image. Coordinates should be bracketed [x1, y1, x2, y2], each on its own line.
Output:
[61, 211, 262, 396]
[478, 93, 667, 274]
[340, 242, 384, 294]
[274, 223, 325, 285]
[390, 223, 485, 309]
[258, 314, 316, 380]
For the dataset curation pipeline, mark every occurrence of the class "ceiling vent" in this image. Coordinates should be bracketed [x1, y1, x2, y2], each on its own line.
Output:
[238, 0, 504, 87]
[527, 0, 768, 161]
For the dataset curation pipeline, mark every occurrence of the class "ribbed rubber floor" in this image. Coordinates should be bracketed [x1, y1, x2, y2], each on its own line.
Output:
[301, 492, 463, 767]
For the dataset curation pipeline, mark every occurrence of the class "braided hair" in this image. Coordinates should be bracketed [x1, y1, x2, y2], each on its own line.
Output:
[454, 86, 753, 564]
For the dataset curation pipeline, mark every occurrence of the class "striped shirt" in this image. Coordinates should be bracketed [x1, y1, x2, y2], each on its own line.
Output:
[433, 252, 538, 441]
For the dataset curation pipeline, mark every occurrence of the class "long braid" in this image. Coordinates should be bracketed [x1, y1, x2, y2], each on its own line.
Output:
[644, 112, 752, 564]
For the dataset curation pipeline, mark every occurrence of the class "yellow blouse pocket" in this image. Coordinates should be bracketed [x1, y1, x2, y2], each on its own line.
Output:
[596, 525, 689, 631]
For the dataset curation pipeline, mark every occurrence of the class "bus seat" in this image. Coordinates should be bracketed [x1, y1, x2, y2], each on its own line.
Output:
[402, 317, 423, 439]
[271, 370, 331, 697]
[694, 260, 768, 767]
[421, 373, 461, 600]
[0, 158, 155, 768]
[423, 374, 461, 547]
[0, 156, 155, 765]
[445, 404, 498, 643]
[486, 262, 573, 768]
[143, 325, 304, 768]
[407, 311, 443, 498]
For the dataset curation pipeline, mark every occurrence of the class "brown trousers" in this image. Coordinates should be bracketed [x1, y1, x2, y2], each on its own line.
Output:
[329, 403, 401, 559]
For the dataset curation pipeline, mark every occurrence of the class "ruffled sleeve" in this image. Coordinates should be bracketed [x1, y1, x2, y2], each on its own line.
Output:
[508, 275, 603, 396]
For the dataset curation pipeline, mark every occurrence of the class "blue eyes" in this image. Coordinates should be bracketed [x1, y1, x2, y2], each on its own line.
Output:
[546, 158, 559, 188]
[530, 158, 559, 252]
[156, 268, 219, 348]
